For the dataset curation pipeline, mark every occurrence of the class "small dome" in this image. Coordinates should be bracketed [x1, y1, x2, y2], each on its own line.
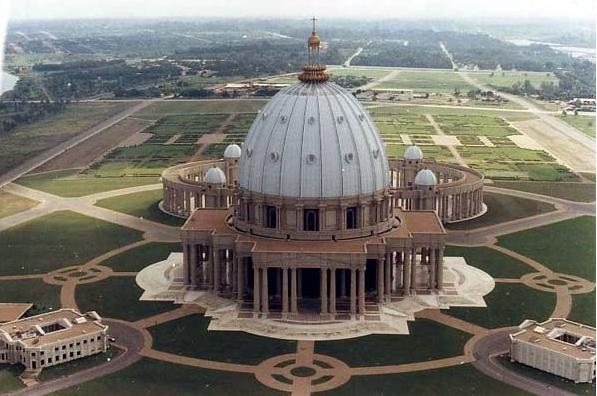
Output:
[404, 145, 423, 160]
[224, 144, 241, 159]
[414, 169, 438, 186]
[205, 167, 227, 185]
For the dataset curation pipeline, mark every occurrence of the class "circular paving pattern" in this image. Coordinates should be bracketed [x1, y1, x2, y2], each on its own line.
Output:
[44, 265, 113, 285]
[521, 272, 595, 294]
[255, 353, 351, 393]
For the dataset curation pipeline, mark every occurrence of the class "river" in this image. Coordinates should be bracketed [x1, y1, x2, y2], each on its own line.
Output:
[1, 70, 19, 95]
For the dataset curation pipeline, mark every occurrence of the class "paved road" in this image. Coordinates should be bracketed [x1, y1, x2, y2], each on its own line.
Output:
[342, 47, 363, 67]
[471, 329, 576, 396]
[8, 320, 144, 396]
[0, 100, 156, 190]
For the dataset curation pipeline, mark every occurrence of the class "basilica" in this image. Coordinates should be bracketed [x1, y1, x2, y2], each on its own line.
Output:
[143, 24, 491, 338]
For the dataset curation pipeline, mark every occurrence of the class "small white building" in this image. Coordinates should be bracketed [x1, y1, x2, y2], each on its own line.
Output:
[510, 318, 596, 383]
[0, 309, 108, 372]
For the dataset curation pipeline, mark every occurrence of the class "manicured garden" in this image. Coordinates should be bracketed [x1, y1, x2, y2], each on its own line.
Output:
[446, 283, 556, 329]
[100, 242, 181, 273]
[17, 169, 158, 197]
[95, 189, 185, 227]
[445, 192, 555, 231]
[314, 319, 470, 367]
[0, 279, 61, 315]
[149, 314, 296, 365]
[0, 211, 143, 276]
[319, 363, 527, 396]
[54, 358, 282, 396]
[0, 190, 38, 219]
[444, 246, 532, 279]
[76, 276, 175, 322]
[493, 181, 596, 202]
[497, 216, 596, 282]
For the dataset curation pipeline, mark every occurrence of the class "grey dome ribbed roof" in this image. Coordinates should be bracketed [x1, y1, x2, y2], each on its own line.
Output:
[404, 145, 423, 160]
[224, 144, 242, 158]
[238, 81, 389, 198]
[414, 169, 437, 186]
[205, 167, 227, 184]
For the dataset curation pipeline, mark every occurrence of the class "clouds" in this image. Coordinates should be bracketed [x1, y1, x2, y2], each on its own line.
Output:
[7, 0, 596, 20]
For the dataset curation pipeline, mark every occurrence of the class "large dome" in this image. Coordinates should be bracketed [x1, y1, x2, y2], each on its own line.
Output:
[238, 81, 390, 198]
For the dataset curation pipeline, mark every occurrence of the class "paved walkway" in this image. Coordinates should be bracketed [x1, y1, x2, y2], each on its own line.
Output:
[425, 113, 467, 166]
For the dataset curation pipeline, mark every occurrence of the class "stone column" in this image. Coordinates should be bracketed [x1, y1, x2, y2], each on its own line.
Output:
[410, 248, 417, 293]
[207, 246, 213, 286]
[385, 252, 391, 297]
[437, 248, 444, 289]
[291, 267, 298, 313]
[403, 250, 411, 294]
[329, 268, 336, 314]
[350, 268, 357, 315]
[189, 244, 197, 287]
[282, 267, 289, 314]
[213, 248, 221, 294]
[358, 267, 366, 315]
[232, 252, 237, 294]
[340, 269, 347, 298]
[320, 268, 328, 314]
[184, 243, 191, 285]
[261, 267, 269, 314]
[253, 267, 260, 313]
[429, 248, 437, 290]
[237, 256, 244, 300]
[377, 257, 384, 302]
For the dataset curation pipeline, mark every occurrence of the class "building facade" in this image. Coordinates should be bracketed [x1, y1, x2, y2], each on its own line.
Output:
[510, 318, 596, 383]
[0, 309, 108, 372]
[158, 26, 485, 321]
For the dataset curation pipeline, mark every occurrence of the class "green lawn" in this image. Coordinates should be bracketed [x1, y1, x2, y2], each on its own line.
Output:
[497, 216, 596, 282]
[0, 211, 143, 276]
[149, 314, 296, 365]
[315, 319, 470, 367]
[386, 144, 456, 163]
[39, 346, 123, 382]
[435, 114, 518, 137]
[319, 363, 527, 396]
[492, 181, 596, 202]
[496, 356, 595, 395]
[470, 71, 558, 90]
[54, 358, 282, 396]
[136, 100, 267, 118]
[568, 292, 596, 327]
[0, 102, 133, 175]
[0, 364, 25, 394]
[0, 279, 61, 315]
[558, 115, 596, 138]
[0, 191, 38, 219]
[445, 192, 555, 230]
[76, 276, 176, 322]
[446, 283, 556, 329]
[377, 70, 475, 93]
[95, 189, 185, 227]
[328, 67, 391, 80]
[100, 242, 181, 273]
[17, 169, 158, 198]
[368, 105, 539, 123]
[444, 246, 532, 279]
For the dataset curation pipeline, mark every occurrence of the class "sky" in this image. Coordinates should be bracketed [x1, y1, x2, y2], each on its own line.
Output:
[6, 0, 597, 20]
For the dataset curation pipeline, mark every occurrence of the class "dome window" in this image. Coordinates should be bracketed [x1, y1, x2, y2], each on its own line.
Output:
[306, 154, 317, 164]
[246, 147, 253, 157]
[372, 148, 380, 158]
[270, 152, 279, 162]
[262, 112, 268, 119]
[358, 114, 365, 121]
[344, 153, 354, 163]
[336, 116, 344, 124]
[308, 116, 316, 125]
[280, 115, 288, 124]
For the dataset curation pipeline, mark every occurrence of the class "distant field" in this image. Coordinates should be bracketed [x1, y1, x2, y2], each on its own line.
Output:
[136, 100, 267, 118]
[558, 115, 596, 138]
[376, 70, 475, 93]
[492, 181, 596, 202]
[17, 169, 158, 197]
[469, 71, 558, 89]
[0, 191, 38, 219]
[368, 105, 539, 123]
[328, 67, 391, 80]
[0, 102, 133, 174]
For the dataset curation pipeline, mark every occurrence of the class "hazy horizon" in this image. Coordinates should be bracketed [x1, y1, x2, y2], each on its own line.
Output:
[6, 0, 597, 21]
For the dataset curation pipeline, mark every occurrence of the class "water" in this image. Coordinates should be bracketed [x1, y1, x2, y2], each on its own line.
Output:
[507, 39, 596, 63]
[0, 70, 19, 95]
